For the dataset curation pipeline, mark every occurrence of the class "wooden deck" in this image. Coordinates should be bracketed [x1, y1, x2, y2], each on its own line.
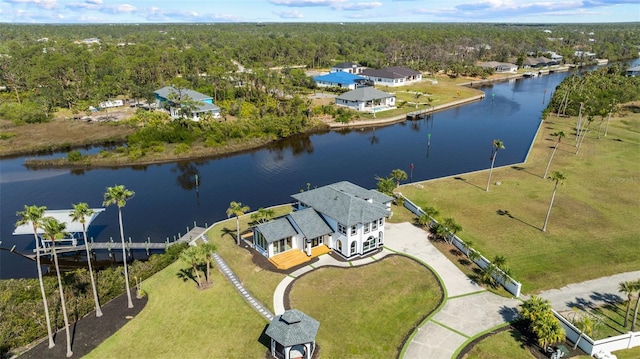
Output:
[269, 245, 331, 270]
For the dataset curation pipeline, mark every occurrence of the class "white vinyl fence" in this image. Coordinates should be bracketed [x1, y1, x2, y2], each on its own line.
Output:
[400, 193, 522, 298]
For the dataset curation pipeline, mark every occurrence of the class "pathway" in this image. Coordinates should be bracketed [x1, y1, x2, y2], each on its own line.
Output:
[538, 270, 640, 313]
[271, 222, 521, 359]
[211, 253, 274, 322]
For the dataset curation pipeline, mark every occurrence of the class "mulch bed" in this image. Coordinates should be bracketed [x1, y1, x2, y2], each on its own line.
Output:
[17, 294, 147, 358]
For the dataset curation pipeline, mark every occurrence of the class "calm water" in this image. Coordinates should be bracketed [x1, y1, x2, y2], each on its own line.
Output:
[0, 66, 619, 279]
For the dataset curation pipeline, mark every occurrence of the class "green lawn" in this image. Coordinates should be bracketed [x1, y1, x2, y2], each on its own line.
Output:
[462, 329, 535, 359]
[84, 259, 269, 358]
[400, 107, 640, 293]
[289, 255, 442, 358]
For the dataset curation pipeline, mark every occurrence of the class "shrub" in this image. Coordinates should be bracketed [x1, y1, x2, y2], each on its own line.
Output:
[174, 143, 190, 155]
[0, 132, 16, 140]
[67, 150, 83, 162]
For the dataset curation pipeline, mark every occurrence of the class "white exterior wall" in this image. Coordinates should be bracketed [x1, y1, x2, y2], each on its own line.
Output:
[316, 81, 356, 90]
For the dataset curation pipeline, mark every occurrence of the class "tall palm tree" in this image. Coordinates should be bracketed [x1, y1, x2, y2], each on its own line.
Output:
[70, 203, 102, 317]
[442, 217, 462, 244]
[542, 171, 566, 232]
[227, 201, 249, 246]
[631, 280, 640, 331]
[619, 281, 635, 328]
[16, 205, 55, 348]
[103, 185, 135, 309]
[543, 131, 566, 179]
[485, 139, 505, 192]
[572, 310, 595, 349]
[199, 242, 218, 286]
[419, 206, 439, 228]
[181, 246, 204, 289]
[41, 217, 73, 357]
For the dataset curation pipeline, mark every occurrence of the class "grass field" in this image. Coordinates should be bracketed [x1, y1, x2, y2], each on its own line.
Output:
[462, 329, 535, 359]
[289, 255, 442, 358]
[399, 105, 640, 294]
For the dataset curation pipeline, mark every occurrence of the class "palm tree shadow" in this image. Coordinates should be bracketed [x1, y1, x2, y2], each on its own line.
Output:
[220, 227, 237, 243]
[510, 166, 539, 178]
[176, 268, 198, 285]
[496, 209, 540, 231]
[499, 305, 520, 322]
[453, 176, 484, 191]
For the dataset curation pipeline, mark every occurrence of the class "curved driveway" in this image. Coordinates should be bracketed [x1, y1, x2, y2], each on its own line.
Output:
[272, 222, 521, 359]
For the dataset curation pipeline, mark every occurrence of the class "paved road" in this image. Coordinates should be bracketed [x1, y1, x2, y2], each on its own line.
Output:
[538, 270, 640, 313]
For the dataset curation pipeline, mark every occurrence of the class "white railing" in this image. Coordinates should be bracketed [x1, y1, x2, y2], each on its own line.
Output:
[400, 193, 522, 297]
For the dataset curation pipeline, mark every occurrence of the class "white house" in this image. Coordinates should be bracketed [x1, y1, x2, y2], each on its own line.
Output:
[335, 87, 396, 113]
[154, 86, 221, 121]
[253, 181, 392, 262]
[330, 62, 366, 74]
[360, 66, 422, 87]
[626, 66, 640, 77]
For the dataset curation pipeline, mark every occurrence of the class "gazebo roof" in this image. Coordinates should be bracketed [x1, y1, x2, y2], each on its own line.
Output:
[265, 309, 320, 347]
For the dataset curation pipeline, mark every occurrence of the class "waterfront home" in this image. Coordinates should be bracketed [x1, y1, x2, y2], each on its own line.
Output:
[313, 72, 368, 90]
[154, 86, 221, 121]
[335, 87, 396, 113]
[522, 56, 557, 68]
[360, 66, 422, 87]
[478, 61, 518, 73]
[253, 181, 392, 269]
[330, 61, 366, 74]
[625, 66, 640, 77]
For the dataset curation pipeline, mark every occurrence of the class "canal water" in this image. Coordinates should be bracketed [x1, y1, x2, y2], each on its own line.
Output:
[0, 66, 615, 279]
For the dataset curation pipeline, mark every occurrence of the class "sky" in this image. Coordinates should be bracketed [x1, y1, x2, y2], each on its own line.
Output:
[0, 0, 638, 23]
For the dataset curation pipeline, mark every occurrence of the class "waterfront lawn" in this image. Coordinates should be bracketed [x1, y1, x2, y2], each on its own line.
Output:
[400, 107, 640, 293]
[84, 259, 269, 358]
[289, 255, 442, 358]
[206, 205, 292, 311]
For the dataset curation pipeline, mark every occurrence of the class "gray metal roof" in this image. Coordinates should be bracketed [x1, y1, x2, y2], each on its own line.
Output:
[154, 86, 212, 102]
[255, 217, 298, 243]
[333, 62, 360, 69]
[291, 181, 391, 227]
[266, 309, 320, 347]
[289, 208, 333, 240]
[336, 87, 394, 102]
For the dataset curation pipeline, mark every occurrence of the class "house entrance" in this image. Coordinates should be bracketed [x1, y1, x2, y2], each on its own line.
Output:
[311, 236, 323, 247]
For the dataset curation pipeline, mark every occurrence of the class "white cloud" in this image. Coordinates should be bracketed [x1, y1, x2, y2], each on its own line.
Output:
[335, 1, 382, 10]
[275, 9, 304, 18]
[270, 0, 344, 7]
[5, 0, 58, 10]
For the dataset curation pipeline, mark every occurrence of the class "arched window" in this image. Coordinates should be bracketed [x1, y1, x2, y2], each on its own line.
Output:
[378, 231, 383, 246]
[350, 241, 357, 256]
[336, 240, 342, 252]
[363, 236, 376, 252]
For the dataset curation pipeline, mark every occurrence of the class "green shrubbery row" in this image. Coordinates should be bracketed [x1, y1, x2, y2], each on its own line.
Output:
[0, 242, 188, 357]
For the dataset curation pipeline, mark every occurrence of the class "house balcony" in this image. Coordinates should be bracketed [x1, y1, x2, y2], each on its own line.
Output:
[269, 245, 331, 270]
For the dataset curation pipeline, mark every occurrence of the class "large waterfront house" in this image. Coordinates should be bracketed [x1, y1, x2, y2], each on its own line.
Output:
[154, 86, 221, 121]
[522, 56, 557, 68]
[478, 61, 518, 73]
[360, 66, 422, 87]
[313, 72, 368, 90]
[253, 181, 392, 268]
[335, 87, 396, 113]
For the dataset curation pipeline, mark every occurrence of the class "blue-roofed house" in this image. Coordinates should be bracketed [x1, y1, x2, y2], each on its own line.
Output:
[313, 72, 368, 90]
[253, 181, 392, 269]
[154, 86, 221, 121]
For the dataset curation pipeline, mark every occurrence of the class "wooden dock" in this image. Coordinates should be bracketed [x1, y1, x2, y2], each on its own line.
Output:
[24, 226, 207, 259]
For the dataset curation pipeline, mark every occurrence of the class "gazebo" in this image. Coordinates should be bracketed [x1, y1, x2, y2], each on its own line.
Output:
[265, 309, 319, 359]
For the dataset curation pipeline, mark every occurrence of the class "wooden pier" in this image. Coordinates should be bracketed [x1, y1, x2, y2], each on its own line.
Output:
[24, 226, 207, 259]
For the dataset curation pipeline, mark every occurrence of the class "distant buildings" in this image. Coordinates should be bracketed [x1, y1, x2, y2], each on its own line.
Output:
[360, 66, 422, 87]
[335, 87, 396, 113]
[330, 62, 366, 75]
[478, 61, 518, 73]
[313, 72, 368, 90]
[154, 86, 220, 121]
[626, 66, 640, 77]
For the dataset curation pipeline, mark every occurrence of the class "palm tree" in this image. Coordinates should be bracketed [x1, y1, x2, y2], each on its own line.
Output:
[181, 246, 204, 289]
[486, 139, 505, 192]
[41, 217, 73, 357]
[70, 203, 102, 317]
[376, 176, 396, 196]
[419, 206, 439, 228]
[631, 279, 640, 331]
[390, 169, 408, 188]
[199, 242, 218, 286]
[533, 312, 566, 352]
[16, 205, 55, 348]
[543, 131, 566, 179]
[542, 171, 566, 232]
[572, 309, 595, 349]
[227, 201, 249, 246]
[519, 295, 552, 324]
[619, 281, 635, 328]
[250, 207, 275, 225]
[442, 217, 462, 244]
[103, 185, 135, 309]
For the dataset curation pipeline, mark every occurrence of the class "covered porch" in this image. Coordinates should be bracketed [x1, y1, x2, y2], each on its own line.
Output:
[269, 245, 331, 270]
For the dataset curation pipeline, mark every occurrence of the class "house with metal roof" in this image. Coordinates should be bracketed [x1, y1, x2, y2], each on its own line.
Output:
[253, 181, 393, 268]
[154, 86, 221, 121]
[360, 66, 422, 87]
[335, 87, 396, 113]
[313, 72, 368, 90]
[625, 65, 640, 77]
[478, 61, 518, 73]
[330, 61, 366, 74]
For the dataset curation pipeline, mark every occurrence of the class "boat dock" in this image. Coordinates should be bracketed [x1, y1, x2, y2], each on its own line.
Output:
[24, 225, 207, 259]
